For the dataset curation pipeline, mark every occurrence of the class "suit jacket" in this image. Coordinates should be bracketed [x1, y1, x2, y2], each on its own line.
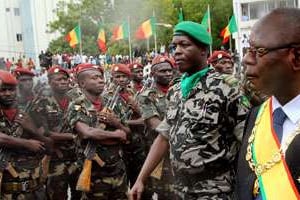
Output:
[236, 107, 300, 200]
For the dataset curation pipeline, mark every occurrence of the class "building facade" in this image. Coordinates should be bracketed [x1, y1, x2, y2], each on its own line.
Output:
[233, 0, 299, 59]
[0, 0, 65, 65]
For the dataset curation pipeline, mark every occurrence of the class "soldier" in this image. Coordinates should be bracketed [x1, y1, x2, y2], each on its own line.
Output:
[109, 63, 146, 187]
[128, 63, 144, 93]
[30, 66, 80, 200]
[13, 68, 36, 111]
[0, 70, 48, 200]
[138, 55, 175, 200]
[129, 21, 248, 200]
[208, 50, 234, 75]
[66, 64, 129, 200]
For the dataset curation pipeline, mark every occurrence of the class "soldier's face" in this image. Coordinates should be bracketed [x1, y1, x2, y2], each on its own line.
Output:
[171, 35, 205, 73]
[112, 72, 129, 88]
[49, 73, 69, 94]
[18, 75, 33, 92]
[82, 70, 104, 95]
[214, 58, 233, 74]
[152, 63, 173, 86]
[0, 84, 17, 107]
[131, 68, 143, 82]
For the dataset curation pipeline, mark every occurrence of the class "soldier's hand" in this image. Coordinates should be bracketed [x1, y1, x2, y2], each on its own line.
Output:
[128, 180, 144, 200]
[25, 139, 45, 152]
[113, 129, 127, 142]
[127, 98, 140, 114]
[99, 112, 121, 128]
[15, 112, 36, 133]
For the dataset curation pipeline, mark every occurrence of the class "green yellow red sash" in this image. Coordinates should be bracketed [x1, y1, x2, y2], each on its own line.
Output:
[253, 98, 300, 200]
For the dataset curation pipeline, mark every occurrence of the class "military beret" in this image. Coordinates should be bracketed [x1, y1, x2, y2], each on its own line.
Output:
[48, 66, 69, 77]
[151, 55, 175, 69]
[112, 64, 131, 77]
[0, 70, 17, 86]
[173, 21, 212, 46]
[208, 51, 232, 64]
[13, 68, 35, 77]
[76, 63, 103, 76]
[128, 63, 143, 70]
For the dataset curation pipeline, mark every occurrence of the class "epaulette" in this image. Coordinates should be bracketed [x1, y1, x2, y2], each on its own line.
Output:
[218, 74, 240, 87]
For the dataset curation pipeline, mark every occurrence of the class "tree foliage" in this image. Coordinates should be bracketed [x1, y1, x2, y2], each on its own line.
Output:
[48, 0, 233, 55]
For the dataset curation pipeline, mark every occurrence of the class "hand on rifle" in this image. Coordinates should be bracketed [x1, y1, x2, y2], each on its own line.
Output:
[98, 112, 122, 128]
[15, 112, 36, 133]
[24, 139, 45, 152]
[113, 129, 127, 143]
[128, 179, 145, 200]
[127, 98, 140, 114]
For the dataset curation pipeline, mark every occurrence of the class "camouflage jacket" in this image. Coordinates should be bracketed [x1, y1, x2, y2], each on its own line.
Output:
[157, 69, 249, 194]
[16, 90, 35, 112]
[66, 93, 126, 176]
[0, 109, 41, 182]
[30, 89, 76, 161]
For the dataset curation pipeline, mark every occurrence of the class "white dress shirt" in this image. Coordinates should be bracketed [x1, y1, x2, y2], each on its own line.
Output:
[272, 94, 300, 145]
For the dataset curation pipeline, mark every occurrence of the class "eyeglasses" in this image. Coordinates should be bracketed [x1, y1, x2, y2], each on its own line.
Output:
[245, 43, 300, 57]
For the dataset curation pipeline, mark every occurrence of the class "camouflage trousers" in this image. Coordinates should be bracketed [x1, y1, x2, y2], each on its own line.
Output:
[1, 185, 46, 200]
[123, 131, 146, 186]
[80, 172, 128, 200]
[46, 160, 81, 200]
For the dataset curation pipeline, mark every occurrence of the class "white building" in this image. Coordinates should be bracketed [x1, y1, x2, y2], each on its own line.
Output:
[0, 0, 66, 65]
[233, 0, 299, 59]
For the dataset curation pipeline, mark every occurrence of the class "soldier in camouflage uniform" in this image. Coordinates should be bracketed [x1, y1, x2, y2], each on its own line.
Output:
[138, 55, 176, 200]
[13, 68, 36, 111]
[66, 64, 129, 200]
[0, 70, 48, 200]
[208, 50, 234, 75]
[130, 21, 249, 200]
[108, 64, 146, 187]
[128, 63, 144, 93]
[30, 66, 80, 200]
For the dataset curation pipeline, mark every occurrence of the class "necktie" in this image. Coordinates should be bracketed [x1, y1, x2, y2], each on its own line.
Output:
[272, 107, 287, 143]
[254, 107, 287, 200]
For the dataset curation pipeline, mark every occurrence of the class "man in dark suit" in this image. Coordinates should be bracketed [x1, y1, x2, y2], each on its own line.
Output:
[237, 8, 300, 200]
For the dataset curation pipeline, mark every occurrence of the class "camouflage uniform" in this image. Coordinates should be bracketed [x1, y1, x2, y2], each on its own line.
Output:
[0, 110, 46, 200]
[103, 85, 146, 186]
[66, 93, 127, 200]
[138, 86, 176, 200]
[30, 90, 80, 200]
[157, 69, 249, 200]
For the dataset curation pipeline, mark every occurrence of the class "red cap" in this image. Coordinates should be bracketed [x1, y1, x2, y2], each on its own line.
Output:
[0, 70, 18, 86]
[76, 63, 103, 76]
[48, 66, 69, 77]
[112, 64, 131, 77]
[152, 55, 175, 69]
[208, 51, 232, 64]
[128, 63, 143, 70]
[13, 68, 35, 77]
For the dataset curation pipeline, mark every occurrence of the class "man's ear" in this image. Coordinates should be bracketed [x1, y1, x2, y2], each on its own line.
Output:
[291, 48, 300, 71]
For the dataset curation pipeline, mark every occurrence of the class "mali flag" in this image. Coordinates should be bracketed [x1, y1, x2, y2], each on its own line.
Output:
[65, 25, 81, 48]
[111, 22, 129, 41]
[97, 26, 106, 53]
[135, 17, 156, 40]
[220, 15, 238, 44]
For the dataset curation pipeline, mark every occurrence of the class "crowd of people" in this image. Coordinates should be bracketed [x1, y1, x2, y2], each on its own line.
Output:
[0, 7, 299, 200]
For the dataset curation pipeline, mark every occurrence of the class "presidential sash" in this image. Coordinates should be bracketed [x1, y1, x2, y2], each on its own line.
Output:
[252, 98, 300, 200]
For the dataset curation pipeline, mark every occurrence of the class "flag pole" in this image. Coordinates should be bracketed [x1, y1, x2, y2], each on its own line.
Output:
[208, 4, 212, 55]
[153, 10, 158, 54]
[79, 3, 83, 57]
[128, 16, 132, 63]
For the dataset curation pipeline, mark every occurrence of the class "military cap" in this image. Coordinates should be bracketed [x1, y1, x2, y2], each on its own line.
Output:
[14, 68, 35, 77]
[48, 65, 69, 77]
[0, 70, 18, 85]
[151, 55, 175, 69]
[76, 63, 103, 76]
[112, 63, 131, 77]
[208, 50, 232, 64]
[173, 21, 212, 45]
[128, 63, 143, 70]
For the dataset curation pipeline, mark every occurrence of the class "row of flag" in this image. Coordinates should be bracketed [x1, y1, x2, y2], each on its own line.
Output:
[65, 7, 238, 53]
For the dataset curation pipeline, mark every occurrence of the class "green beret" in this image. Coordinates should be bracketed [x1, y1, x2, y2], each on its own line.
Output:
[173, 21, 212, 45]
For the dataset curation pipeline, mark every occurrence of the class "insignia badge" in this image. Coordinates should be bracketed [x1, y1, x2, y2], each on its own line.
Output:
[160, 57, 165, 62]
[74, 105, 81, 111]
[114, 66, 119, 71]
[54, 68, 59, 73]
[92, 65, 98, 69]
[133, 64, 137, 69]
[217, 54, 223, 59]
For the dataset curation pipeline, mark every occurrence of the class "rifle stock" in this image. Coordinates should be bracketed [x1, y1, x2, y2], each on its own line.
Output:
[76, 159, 92, 192]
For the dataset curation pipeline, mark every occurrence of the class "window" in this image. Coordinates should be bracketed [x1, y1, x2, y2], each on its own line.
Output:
[241, 3, 250, 21]
[14, 8, 20, 16]
[16, 34, 22, 42]
[5, 8, 10, 12]
[249, 1, 266, 20]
